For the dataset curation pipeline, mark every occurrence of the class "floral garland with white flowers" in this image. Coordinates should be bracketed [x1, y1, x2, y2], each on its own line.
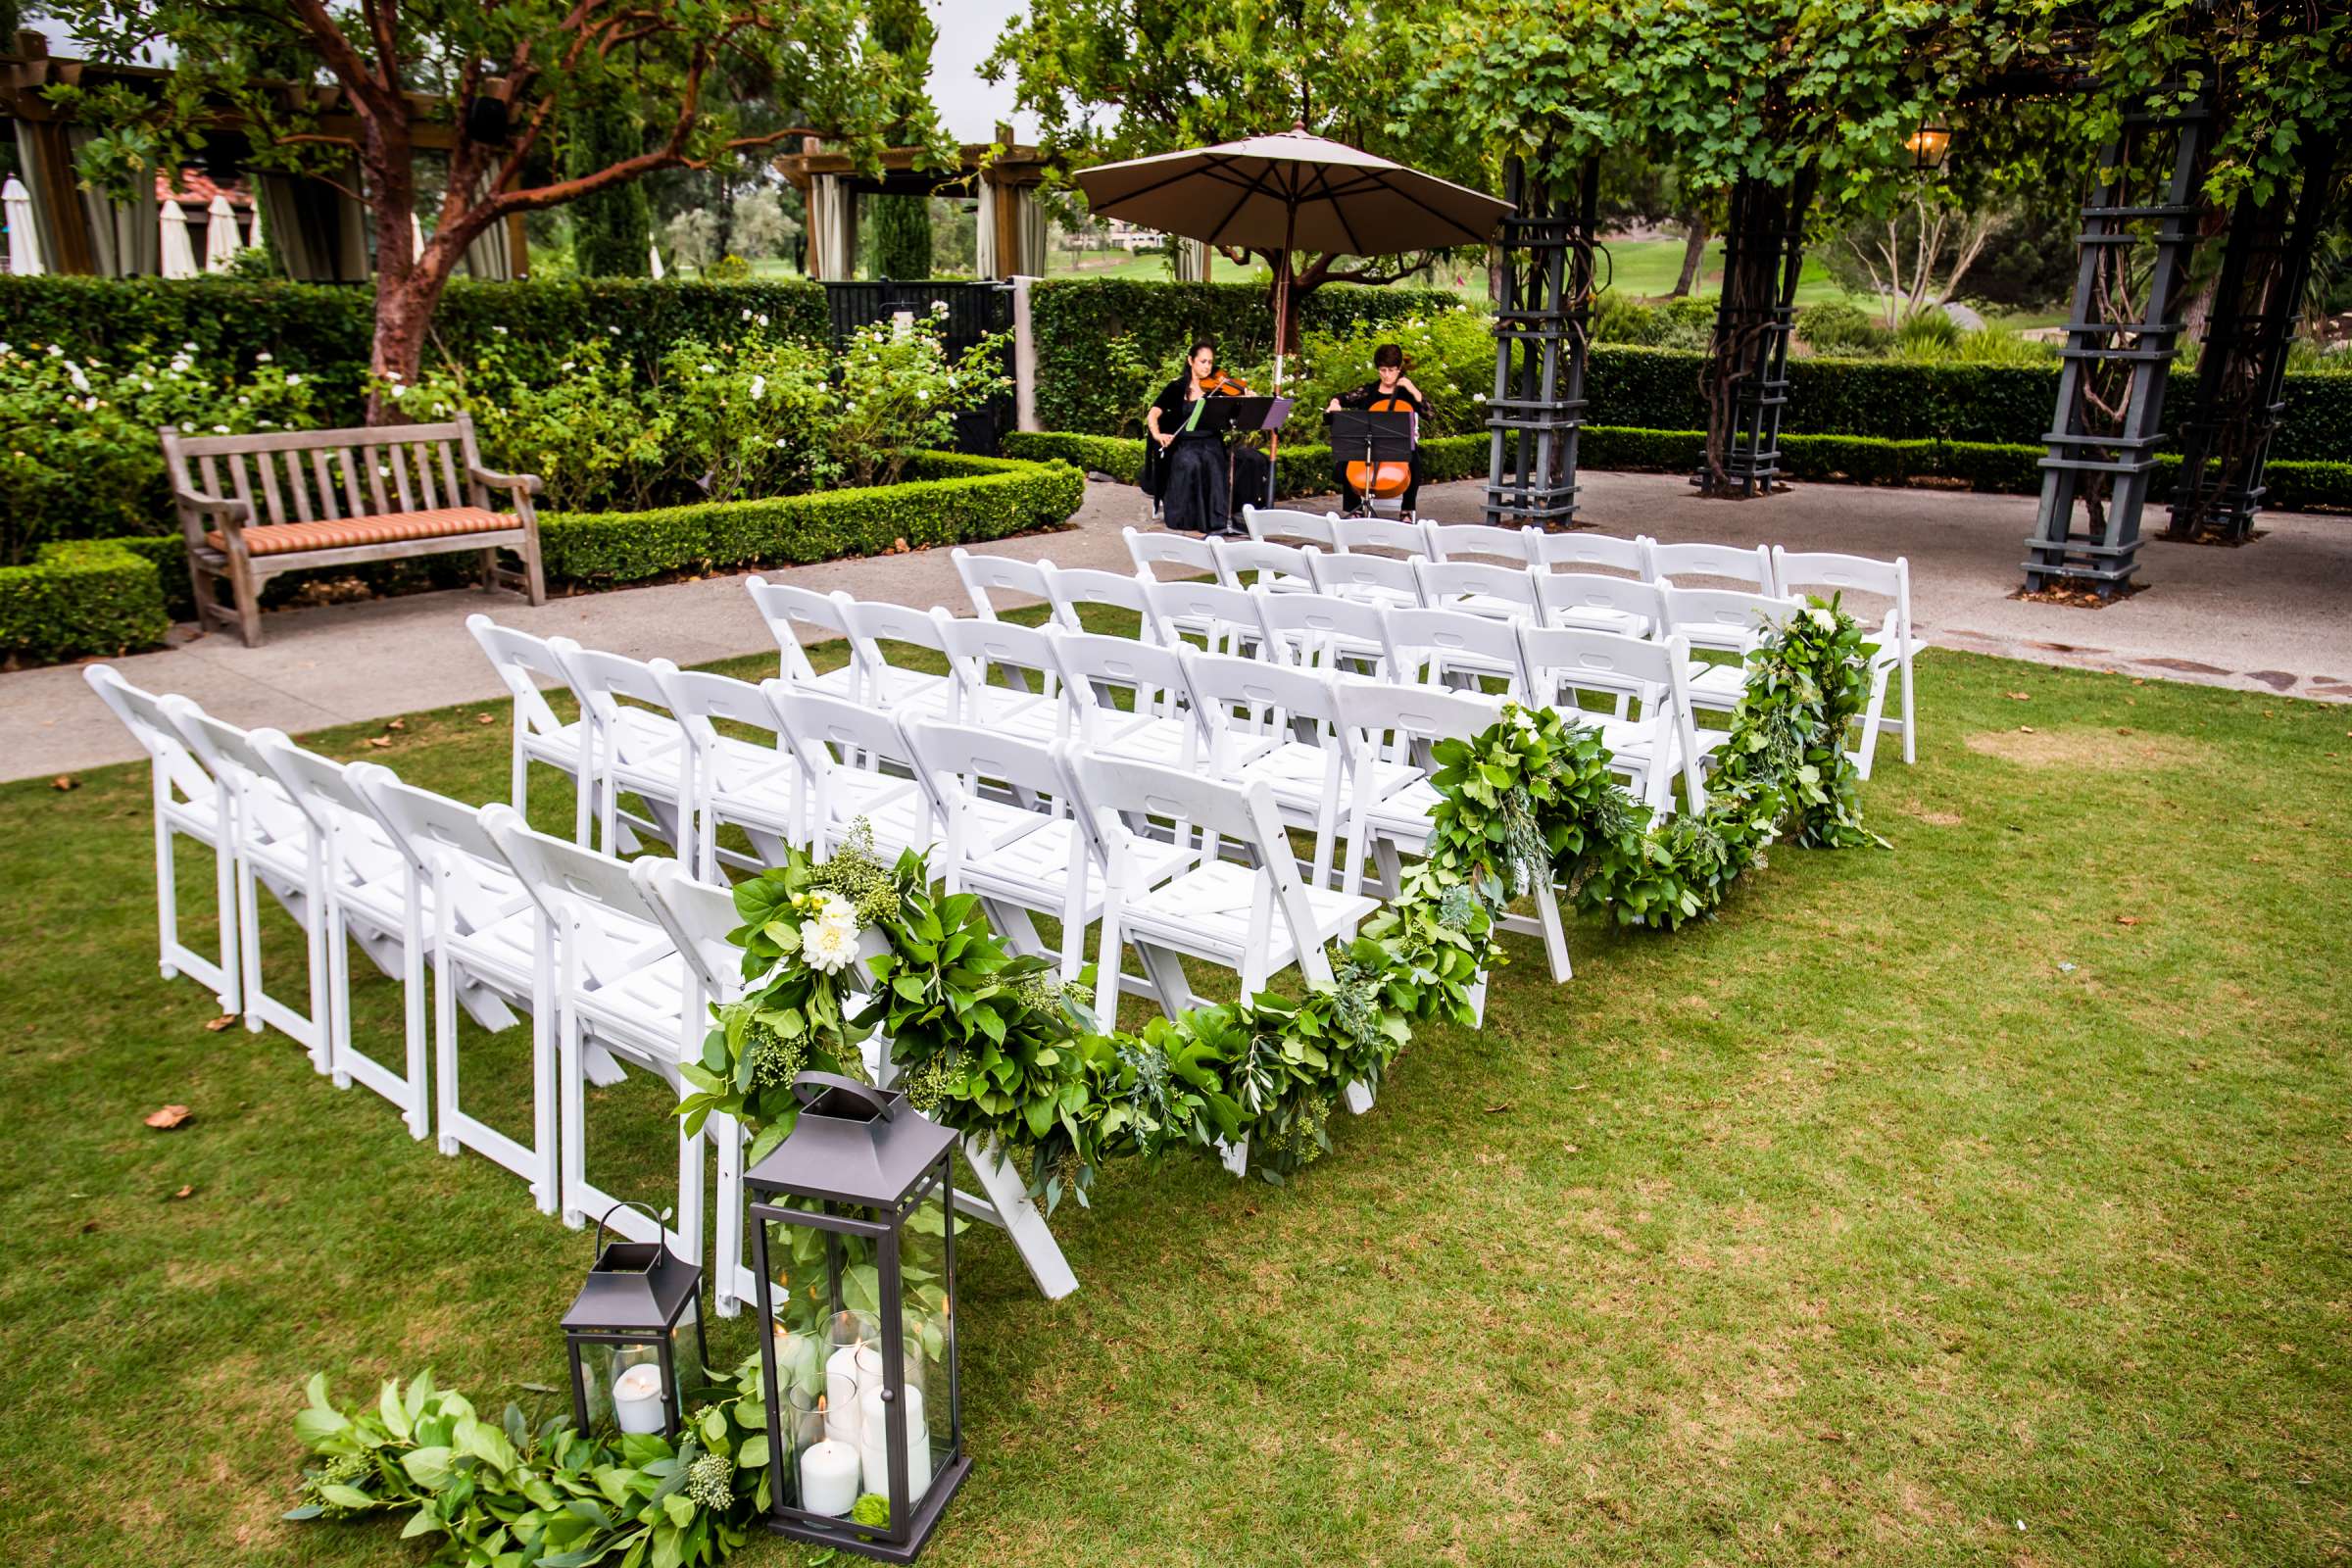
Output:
[678, 597, 1889, 1203]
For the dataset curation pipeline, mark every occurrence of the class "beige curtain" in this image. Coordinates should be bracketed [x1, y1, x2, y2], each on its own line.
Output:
[1013, 186, 1047, 278]
[809, 174, 854, 280]
[67, 127, 158, 276]
[974, 179, 999, 279]
[260, 168, 368, 281]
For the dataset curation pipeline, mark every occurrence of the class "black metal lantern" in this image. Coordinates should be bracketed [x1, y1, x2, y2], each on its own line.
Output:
[750, 1075, 966, 1563]
[1907, 119, 1954, 172]
[562, 1203, 709, 1442]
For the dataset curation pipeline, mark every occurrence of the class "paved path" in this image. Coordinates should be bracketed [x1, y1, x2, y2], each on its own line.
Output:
[6, 472, 2346, 781]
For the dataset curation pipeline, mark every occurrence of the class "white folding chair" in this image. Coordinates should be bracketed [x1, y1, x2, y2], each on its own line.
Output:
[1039, 561, 1157, 638]
[1255, 589, 1399, 678]
[654, 664, 805, 876]
[1530, 530, 1655, 578]
[937, 612, 1068, 745]
[1773, 548, 1921, 774]
[838, 597, 958, 720]
[902, 720, 1099, 979]
[1070, 754, 1379, 1063]
[83, 666, 239, 1014]
[1144, 575, 1263, 659]
[1532, 570, 1668, 641]
[1045, 628, 1202, 769]
[767, 685, 938, 860]
[1413, 557, 1543, 623]
[1305, 544, 1423, 612]
[952, 548, 1051, 622]
[1210, 537, 1314, 595]
[1517, 623, 1709, 815]
[1243, 506, 1341, 549]
[352, 765, 563, 1212]
[469, 613, 595, 845]
[1659, 585, 1801, 715]
[1422, 520, 1540, 565]
[746, 576, 859, 697]
[482, 806, 706, 1264]
[1123, 526, 1219, 581]
[165, 702, 330, 1064]
[1386, 605, 1532, 702]
[252, 732, 429, 1138]
[1332, 514, 1431, 559]
[1644, 540, 1778, 593]
[558, 644, 694, 858]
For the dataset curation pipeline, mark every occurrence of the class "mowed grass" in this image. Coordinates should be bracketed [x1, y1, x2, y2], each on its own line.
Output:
[0, 640, 2346, 1567]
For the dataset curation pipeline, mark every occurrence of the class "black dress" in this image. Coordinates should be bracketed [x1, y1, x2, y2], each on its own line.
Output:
[1329, 381, 1429, 513]
[1146, 374, 1228, 533]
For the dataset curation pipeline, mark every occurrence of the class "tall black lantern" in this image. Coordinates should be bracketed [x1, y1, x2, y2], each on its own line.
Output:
[1907, 120, 1954, 172]
[750, 1075, 966, 1563]
[562, 1203, 709, 1442]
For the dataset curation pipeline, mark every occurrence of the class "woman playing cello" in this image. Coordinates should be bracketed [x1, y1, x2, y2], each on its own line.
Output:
[1144, 340, 1255, 535]
[1325, 343, 1429, 520]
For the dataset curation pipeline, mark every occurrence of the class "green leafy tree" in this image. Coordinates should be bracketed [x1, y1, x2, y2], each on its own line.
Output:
[864, 0, 934, 278]
[986, 0, 1476, 356]
[568, 92, 653, 276]
[43, 0, 941, 417]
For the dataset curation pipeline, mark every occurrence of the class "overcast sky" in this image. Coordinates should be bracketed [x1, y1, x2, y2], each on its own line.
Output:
[926, 0, 1040, 143]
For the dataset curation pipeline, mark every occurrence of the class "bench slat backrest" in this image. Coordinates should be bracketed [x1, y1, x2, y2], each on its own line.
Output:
[164, 417, 479, 526]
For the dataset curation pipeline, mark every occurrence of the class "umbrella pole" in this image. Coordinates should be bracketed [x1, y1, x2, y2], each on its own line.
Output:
[1266, 234, 1292, 511]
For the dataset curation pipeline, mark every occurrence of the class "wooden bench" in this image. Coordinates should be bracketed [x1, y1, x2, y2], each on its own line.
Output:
[160, 414, 546, 648]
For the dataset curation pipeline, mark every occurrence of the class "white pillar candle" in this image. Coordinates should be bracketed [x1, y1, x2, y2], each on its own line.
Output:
[797, 1436, 861, 1517]
[857, 1380, 932, 1504]
[612, 1362, 666, 1435]
[822, 1341, 883, 1446]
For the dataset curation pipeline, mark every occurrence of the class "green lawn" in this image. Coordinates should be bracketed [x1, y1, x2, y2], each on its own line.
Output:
[1, 639, 2346, 1566]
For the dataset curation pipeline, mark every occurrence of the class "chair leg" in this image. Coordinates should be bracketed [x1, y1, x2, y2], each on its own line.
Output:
[433, 931, 464, 1158]
[558, 1004, 588, 1229]
[327, 906, 356, 1088]
[479, 548, 499, 593]
[519, 523, 548, 607]
[211, 830, 241, 1014]
[227, 562, 265, 648]
[1900, 652, 1918, 765]
[401, 912, 430, 1142]
[236, 856, 265, 1035]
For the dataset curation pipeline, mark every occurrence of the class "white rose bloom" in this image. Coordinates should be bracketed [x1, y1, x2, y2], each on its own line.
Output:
[756, 313, 769, 327]
[256, 352, 272, 363]
[750, 375, 766, 401]
[1808, 607, 1836, 632]
[66, 363, 90, 393]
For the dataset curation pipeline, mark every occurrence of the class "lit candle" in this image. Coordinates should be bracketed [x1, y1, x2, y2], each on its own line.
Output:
[797, 1396, 861, 1517]
[857, 1379, 932, 1503]
[612, 1362, 665, 1435]
[822, 1338, 881, 1446]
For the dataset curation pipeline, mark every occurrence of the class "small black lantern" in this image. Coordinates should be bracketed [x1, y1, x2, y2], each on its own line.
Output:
[750, 1074, 966, 1563]
[562, 1203, 709, 1442]
[1907, 119, 1954, 172]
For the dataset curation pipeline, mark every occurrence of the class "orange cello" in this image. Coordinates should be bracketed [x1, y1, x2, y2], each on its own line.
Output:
[1343, 388, 1415, 501]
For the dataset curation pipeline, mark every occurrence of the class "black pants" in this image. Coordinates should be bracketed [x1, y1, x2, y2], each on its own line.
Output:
[1335, 449, 1424, 514]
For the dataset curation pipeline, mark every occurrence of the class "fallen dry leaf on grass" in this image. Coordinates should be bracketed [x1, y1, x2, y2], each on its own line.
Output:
[169, 1185, 194, 1200]
[204, 1013, 237, 1032]
[386, 718, 406, 731]
[2019, 725, 2037, 735]
[2117, 915, 2140, 926]
[2005, 692, 2032, 702]
[144, 1104, 192, 1130]
[365, 736, 394, 749]
[477, 713, 496, 725]
[51, 774, 76, 791]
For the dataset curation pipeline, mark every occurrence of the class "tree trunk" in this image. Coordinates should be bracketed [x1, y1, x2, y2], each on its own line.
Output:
[1671, 213, 1708, 298]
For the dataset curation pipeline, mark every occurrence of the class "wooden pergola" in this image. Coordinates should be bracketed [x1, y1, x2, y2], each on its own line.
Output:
[772, 124, 1051, 281]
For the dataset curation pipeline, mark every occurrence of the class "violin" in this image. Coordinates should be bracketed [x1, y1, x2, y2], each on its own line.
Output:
[1344, 385, 1415, 502]
[1197, 369, 1250, 397]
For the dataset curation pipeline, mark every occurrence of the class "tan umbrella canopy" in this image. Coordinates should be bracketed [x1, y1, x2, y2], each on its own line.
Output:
[1074, 127, 1508, 496]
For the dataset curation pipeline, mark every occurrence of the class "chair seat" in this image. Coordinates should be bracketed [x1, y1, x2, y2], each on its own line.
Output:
[708, 735, 799, 797]
[1325, 582, 1419, 612]
[1550, 604, 1646, 637]
[1686, 661, 1750, 708]
[958, 684, 1066, 743]
[864, 667, 956, 719]
[1432, 592, 1532, 622]
[1123, 860, 1376, 965]
[1083, 711, 1197, 767]
[208, 507, 513, 557]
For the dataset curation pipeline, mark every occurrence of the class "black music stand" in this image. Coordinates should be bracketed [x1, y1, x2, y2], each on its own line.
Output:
[1191, 396, 1293, 513]
[1330, 409, 1415, 515]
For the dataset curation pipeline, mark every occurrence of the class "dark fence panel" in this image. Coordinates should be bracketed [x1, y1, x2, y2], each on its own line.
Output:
[820, 279, 1015, 455]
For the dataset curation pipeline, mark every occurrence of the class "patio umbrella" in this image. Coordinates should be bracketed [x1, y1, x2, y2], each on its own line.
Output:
[1074, 126, 1509, 502]
[203, 194, 241, 271]
[160, 197, 199, 278]
[245, 191, 266, 254]
[3, 175, 39, 275]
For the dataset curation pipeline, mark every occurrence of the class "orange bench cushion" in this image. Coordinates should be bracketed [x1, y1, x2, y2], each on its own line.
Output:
[208, 507, 514, 557]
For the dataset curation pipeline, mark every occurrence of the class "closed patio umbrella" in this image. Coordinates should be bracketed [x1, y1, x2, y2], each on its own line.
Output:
[4, 176, 39, 275]
[203, 194, 241, 271]
[649, 241, 665, 279]
[160, 197, 199, 278]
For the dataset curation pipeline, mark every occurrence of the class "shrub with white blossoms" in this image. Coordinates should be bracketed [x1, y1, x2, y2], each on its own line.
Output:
[826, 313, 1011, 487]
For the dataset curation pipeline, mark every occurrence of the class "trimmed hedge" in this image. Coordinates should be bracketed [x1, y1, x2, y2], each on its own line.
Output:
[537, 453, 1084, 584]
[0, 539, 172, 664]
[1009, 427, 2352, 512]
[0, 275, 833, 417]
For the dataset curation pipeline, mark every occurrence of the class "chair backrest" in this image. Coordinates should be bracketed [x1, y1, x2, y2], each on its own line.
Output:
[1533, 571, 1669, 635]
[163, 416, 483, 527]
[630, 857, 748, 1002]
[657, 664, 786, 745]
[1422, 521, 1538, 564]
[480, 805, 677, 1026]
[1306, 546, 1422, 607]
[1254, 589, 1398, 675]
[466, 613, 575, 741]
[1039, 562, 1154, 635]
[1659, 585, 1799, 651]
[1771, 549, 1908, 641]
[1644, 540, 1777, 592]
[82, 665, 217, 804]
[1243, 506, 1340, 549]
[903, 717, 1074, 813]
[1123, 527, 1219, 580]
[1332, 514, 1430, 558]
[1181, 649, 1339, 751]
[838, 598, 951, 705]
[1517, 625, 1705, 809]
[1330, 674, 1495, 754]
[161, 699, 279, 808]
[250, 728, 370, 837]
[559, 644, 682, 766]
[1211, 537, 1312, 592]
[1385, 606, 1531, 698]
[1412, 558, 1542, 619]
[951, 548, 1050, 621]
[1530, 530, 1652, 577]
[1144, 576, 1263, 657]
[348, 763, 522, 935]
[746, 576, 852, 686]
[1045, 628, 1199, 755]
[936, 614, 1065, 724]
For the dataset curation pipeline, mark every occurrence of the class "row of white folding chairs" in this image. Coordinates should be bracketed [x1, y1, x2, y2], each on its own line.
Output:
[84, 662, 1086, 1308]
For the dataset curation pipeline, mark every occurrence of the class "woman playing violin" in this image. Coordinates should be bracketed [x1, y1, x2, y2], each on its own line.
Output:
[1326, 343, 1428, 520]
[1145, 340, 1252, 535]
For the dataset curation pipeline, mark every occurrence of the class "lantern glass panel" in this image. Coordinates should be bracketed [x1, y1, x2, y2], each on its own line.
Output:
[890, 1178, 956, 1500]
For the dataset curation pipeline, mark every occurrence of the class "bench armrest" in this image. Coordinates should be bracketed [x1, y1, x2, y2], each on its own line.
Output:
[467, 465, 544, 497]
[172, 484, 254, 527]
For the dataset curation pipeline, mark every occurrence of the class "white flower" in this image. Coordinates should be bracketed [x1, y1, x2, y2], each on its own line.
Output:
[774, 436, 790, 449]
[83, 395, 99, 412]
[741, 308, 753, 320]
[749, 374, 766, 402]
[181, 340, 199, 352]
[492, 324, 508, 335]
[701, 363, 717, 374]
[1807, 607, 1836, 632]
[756, 313, 769, 327]
[914, 389, 929, 402]
[802, 897, 862, 973]
[930, 299, 949, 317]
[213, 423, 230, 433]
[46, 343, 63, 357]
[256, 351, 272, 363]
[0, 342, 11, 354]
[608, 325, 621, 336]
[286, 373, 302, 386]
[65, 362, 90, 394]
[1473, 392, 1488, 403]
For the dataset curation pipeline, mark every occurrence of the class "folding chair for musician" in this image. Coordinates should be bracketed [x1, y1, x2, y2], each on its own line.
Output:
[84, 666, 241, 1015]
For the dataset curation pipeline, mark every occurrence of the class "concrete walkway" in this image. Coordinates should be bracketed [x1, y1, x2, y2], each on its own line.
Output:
[6, 471, 2346, 781]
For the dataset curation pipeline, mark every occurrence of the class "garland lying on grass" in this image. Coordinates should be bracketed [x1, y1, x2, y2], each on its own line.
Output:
[288, 602, 1886, 1566]
[677, 598, 1888, 1202]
